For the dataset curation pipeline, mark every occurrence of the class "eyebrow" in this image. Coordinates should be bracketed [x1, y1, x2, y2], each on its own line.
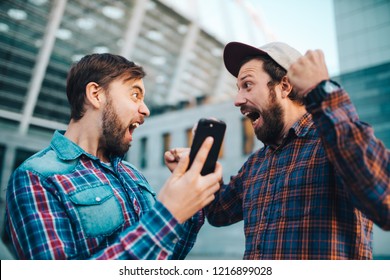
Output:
[236, 74, 252, 88]
[132, 85, 144, 97]
[239, 74, 253, 81]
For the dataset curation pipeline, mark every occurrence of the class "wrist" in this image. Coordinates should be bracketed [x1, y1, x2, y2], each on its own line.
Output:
[302, 84, 318, 98]
[304, 79, 341, 108]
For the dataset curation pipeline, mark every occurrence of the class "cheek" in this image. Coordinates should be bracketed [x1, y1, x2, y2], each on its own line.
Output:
[249, 92, 267, 109]
[116, 101, 136, 117]
[257, 87, 274, 106]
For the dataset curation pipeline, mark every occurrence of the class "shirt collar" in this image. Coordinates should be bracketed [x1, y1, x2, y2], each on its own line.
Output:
[288, 112, 314, 138]
[259, 113, 315, 151]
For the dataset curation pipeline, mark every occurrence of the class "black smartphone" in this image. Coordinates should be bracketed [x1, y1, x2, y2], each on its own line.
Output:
[187, 118, 226, 176]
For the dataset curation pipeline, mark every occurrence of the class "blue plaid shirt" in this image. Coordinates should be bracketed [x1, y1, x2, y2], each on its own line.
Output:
[5, 131, 203, 259]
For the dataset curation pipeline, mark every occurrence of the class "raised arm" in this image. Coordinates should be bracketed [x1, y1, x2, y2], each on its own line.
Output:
[288, 50, 390, 230]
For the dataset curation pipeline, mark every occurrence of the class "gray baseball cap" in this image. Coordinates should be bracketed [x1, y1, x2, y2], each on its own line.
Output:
[223, 41, 302, 77]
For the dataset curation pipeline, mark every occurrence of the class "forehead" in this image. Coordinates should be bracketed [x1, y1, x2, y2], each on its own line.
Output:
[116, 77, 145, 89]
[107, 77, 146, 99]
[238, 58, 265, 78]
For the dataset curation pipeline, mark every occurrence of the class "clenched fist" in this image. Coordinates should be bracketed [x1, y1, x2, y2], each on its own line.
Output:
[287, 49, 330, 97]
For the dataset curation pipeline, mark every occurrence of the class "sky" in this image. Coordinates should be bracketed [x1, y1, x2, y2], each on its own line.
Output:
[246, 0, 340, 76]
[163, 0, 340, 76]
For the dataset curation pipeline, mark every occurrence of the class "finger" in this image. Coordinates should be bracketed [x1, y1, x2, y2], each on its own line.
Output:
[214, 161, 223, 176]
[169, 149, 179, 161]
[173, 148, 190, 161]
[189, 137, 214, 174]
[202, 161, 223, 182]
[317, 49, 327, 65]
[315, 49, 324, 59]
[175, 147, 190, 153]
[204, 182, 221, 197]
[171, 151, 190, 177]
[164, 151, 175, 162]
[203, 194, 215, 207]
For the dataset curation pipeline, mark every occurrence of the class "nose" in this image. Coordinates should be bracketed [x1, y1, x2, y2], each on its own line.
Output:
[234, 90, 247, 107]
[139, 101, 150, 117]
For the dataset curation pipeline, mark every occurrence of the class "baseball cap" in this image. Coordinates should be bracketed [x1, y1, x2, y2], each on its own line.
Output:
[223, 41, 302, 77]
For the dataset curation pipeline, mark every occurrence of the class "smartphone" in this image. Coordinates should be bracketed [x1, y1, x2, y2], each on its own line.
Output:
[187, 118, 226, 176]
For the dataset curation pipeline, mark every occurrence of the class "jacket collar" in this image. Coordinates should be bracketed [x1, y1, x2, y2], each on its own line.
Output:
[50, 130, 115, 162]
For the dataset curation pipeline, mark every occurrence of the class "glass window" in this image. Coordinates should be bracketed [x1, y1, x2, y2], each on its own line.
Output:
[186, 127, 193, 147]
[162, 132, 171, 165]
[139, 137, 148, 169]
[218, 139, 225, 159]
[0, 0, 52, 113]
[34, 0, 136, 124]
[242, 118, 254, 155]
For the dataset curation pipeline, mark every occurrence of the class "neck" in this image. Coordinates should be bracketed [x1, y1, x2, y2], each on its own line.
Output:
[64, 117, 108, 162]
[281, 102, 307, 140]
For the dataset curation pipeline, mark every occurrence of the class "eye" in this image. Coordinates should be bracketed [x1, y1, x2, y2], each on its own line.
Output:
[131, 91, 141, 101]
[244, 81, 252, 89]
[237, 81, 252, 92]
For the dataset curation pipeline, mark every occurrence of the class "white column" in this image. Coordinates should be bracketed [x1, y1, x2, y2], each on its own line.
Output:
[210, 63, 232, 103]
[18, 0, 67, 135]
[166, 22, 200, 105]
[120, 0, 149, 59]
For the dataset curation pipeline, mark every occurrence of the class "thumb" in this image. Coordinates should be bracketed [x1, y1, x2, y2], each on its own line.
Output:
[171, 152, 189, 177]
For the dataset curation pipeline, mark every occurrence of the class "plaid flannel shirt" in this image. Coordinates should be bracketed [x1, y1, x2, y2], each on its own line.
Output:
[5, 131, 203, 259]
[206, 89, 390, 259]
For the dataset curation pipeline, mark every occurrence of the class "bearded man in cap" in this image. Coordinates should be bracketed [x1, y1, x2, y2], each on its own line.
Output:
[204, 42, 390, 259]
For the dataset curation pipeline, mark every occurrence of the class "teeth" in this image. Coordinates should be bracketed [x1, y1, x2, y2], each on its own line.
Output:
[132, 123, 139, 128]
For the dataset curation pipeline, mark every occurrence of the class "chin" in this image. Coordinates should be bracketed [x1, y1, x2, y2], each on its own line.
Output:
[108, 144, 131, 158]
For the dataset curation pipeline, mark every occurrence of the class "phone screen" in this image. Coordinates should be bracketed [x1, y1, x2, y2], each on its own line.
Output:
[187, 118, 226, 175]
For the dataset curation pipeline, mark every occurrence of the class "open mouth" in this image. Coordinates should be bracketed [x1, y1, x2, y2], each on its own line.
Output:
[129, 122, 140, 133]
[242, 109, 261, 126]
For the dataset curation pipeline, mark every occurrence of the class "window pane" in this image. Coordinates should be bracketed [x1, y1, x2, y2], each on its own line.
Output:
[139, 137, 148, 169]
[242, 118, 254, 155]
[162, 132, 171, 165]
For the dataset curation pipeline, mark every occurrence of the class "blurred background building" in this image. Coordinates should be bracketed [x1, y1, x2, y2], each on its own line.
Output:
[331, 0, 390, 259]
[0, 0, 389, 259]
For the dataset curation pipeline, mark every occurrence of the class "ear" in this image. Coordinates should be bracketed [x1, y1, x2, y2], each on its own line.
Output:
[280, 76, 293, 99]
[85, 82, 104, 109]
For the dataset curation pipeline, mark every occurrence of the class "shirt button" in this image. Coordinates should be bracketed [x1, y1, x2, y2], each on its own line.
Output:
[172, 238, 178, 244]
[270, 179, 274, 184]
[264, 210, 268, 216]
[95, 197, 101, 202]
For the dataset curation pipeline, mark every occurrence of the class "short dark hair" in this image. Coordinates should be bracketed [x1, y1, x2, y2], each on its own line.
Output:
[240, 55, 304, 105]
[66, 53, 146, 121]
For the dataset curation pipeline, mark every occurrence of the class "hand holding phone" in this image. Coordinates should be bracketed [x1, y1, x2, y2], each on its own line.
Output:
[187, 118, 226, 176]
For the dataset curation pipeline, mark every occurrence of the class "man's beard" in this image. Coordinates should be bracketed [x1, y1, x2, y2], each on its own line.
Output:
[254, 98, 285, 146]
[102, 98, 131, 157]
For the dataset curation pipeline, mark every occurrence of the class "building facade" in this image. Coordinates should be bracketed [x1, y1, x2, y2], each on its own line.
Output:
[0, 0, 389, 259]
[332, 0, 390, 259]
[0, 0, 266, 259]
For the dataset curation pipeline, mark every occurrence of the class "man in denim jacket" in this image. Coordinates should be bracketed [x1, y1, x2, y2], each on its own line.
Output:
[4, 53, 222, 259]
